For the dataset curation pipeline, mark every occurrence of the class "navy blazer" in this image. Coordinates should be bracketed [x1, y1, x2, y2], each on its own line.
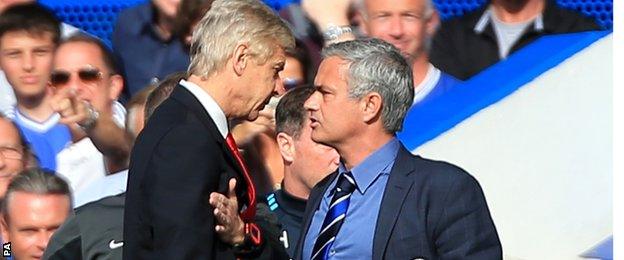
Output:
[295, 145, 502, 259]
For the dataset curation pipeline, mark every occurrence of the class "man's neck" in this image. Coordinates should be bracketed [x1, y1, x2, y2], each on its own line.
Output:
[337, 130, 394, 170]
[16, 94, 54, 122]
[491, 0, 545, 23]
[154, 11, 175, 40]
[411, 55, 431, 88]
[188, 74, 242, 119]
[282, 168, 311, 200]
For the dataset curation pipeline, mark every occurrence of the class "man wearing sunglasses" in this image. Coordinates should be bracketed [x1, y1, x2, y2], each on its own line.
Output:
[48, 34, 131, 197]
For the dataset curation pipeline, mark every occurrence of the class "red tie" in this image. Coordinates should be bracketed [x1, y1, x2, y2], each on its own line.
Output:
[225, 133, 256, 222]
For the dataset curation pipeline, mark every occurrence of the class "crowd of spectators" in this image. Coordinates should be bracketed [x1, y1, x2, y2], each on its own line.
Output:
[0, 0, 603, 259]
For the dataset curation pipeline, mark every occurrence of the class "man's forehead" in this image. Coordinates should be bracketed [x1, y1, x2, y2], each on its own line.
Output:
[0, 30, 55, 48]
[364, 0, 426, 12]
[7, 192, 70, 210]
[54, 41, 104, 68]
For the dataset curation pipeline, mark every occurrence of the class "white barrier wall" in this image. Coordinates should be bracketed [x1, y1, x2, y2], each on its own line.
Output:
[415, 35, 612, 260]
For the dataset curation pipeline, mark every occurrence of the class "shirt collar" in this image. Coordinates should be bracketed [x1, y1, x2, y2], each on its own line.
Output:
[179, 79, 228, 138]
[474, 7, 544, 34]
[276, 187, 307, 216]
[332, 138, 400, 196]
[413, 64, 441, 104]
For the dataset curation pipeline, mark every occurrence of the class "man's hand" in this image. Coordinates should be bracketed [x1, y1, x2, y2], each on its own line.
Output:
[50, 86, 91, 126]
[209, 178, 245, 245]
[302, 0, 352, 31]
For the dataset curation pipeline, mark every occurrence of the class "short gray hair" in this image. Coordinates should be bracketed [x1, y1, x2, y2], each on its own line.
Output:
[2, 168, 71, 222]
[322, 38, 414, 133]
[188, 0, 295, 78]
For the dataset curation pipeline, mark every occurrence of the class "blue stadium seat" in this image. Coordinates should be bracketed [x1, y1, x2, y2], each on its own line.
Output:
[39, 0, 612, 48]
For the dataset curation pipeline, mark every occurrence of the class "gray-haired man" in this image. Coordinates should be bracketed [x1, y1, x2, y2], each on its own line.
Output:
[1, 168, 71, 260]
[296, 38, 501, 259]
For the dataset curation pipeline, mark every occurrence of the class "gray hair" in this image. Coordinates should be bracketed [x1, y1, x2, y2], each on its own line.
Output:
[2, 168, 71, 222]
[188, 0, 295, 78]
[322, 38, 414, 133]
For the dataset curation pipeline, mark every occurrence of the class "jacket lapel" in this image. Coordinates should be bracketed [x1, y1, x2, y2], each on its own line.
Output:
[372, 146, 416, 259]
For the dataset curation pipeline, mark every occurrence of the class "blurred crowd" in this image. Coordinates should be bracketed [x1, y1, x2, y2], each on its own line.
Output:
[0, 0, 602, 259]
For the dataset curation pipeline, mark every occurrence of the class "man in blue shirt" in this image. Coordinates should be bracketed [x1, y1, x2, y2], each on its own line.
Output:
[112, 0, 189, 100]
[296, 38, 501, 259]
[0, 4, 71, 172]
[299, 0, 462, 105]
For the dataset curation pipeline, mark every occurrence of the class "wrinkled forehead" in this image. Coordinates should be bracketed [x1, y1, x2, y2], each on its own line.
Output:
[53, 41, 107, 72]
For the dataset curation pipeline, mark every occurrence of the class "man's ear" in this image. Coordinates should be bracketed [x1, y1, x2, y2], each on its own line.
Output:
[1, 214, 9, 243]
[426, 10, 440, 37]
[109, 74, 124, 101]
[232, 43, 251, 76]
[276, 132, 295, 164]
[360, 92, 383, 123]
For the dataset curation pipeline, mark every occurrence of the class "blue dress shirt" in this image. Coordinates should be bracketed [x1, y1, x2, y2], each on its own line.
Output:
[302, 138, 400, 259]
[112, 3, 190, 100]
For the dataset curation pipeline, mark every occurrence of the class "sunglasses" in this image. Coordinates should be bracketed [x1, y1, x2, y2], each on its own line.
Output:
[50, 67, 103, 87]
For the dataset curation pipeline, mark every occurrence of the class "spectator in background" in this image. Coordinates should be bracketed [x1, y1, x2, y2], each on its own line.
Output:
[175, 0, 213, 46]
[112, 0, 189, 100]
[0, 4, 69, 172]
[49, 34, 131, 197]
[124, 83, 157, 140]
[0, 114, 34, 200]
[430, 0, 602, 80]
[42, 72, 183, 260]
[0, 1, 79, 119]
[142, 72, 185, 123]
[268, 86, 339, 257]
[302, 0, 462, 105]
[357, 0, 462, 104]
[0, 168, 71, 260]
[282, 41, 313, 90]
[70, 78, 163, 209]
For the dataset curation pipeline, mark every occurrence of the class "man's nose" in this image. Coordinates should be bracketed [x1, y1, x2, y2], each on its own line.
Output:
[389, 17, 405, 38]
[275, 78, 286, 96]
[21, 53, 34, 72]
[304, 91, 320, 111]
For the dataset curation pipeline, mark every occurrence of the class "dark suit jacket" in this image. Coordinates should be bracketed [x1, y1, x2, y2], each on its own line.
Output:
[123, 86, 286, 259]
[295, 145, 502, 260]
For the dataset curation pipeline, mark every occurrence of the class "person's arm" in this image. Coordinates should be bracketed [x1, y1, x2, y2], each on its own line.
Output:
[301, 0, 356, 45]
[50, 86, 131, 174]
[432, 171, 503, 259]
